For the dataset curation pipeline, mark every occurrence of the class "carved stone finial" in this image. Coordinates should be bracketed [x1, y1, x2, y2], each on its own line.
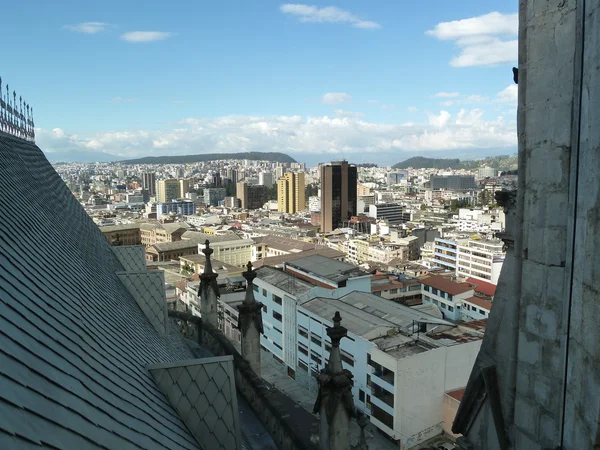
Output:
[246, 261, 253, 272]
[328, 311, 347, 348]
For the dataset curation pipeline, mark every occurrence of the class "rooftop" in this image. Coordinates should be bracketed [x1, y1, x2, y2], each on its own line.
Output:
[285, 254, 369, 283]
[181, 231, 241, 243]
[252, 235, 316, 252]
[465, 277, 497, 296]
[463, 296, 493, 310]
[152, 240, 200, 252]
[252, 248, 346, 268]
[255, 266, 314, 296]
[421, 275, 475, 295]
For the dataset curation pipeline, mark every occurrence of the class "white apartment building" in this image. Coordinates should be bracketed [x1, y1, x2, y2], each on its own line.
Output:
[196, 238, 253, 267]
[456, 238, 505, 284]
[251, 255, 483, 449]
[308, 195, 321, 212]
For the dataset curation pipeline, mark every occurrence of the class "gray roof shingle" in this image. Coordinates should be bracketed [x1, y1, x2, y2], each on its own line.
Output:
[0, 133, 202, 449]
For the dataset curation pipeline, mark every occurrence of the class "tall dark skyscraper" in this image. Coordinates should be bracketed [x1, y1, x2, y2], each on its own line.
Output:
[141, 172, 156, 196]
[320, 161, 357, 232]
[212, 172, 222, 188]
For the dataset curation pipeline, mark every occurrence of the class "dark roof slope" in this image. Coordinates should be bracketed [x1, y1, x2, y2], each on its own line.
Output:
[0, 133, 200, 449]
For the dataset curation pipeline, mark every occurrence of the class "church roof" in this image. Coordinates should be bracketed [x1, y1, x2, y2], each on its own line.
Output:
[0, 133, 203, 449]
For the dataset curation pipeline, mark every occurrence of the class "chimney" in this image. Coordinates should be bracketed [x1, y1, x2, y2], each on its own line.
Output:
[237, 261, 264, 376]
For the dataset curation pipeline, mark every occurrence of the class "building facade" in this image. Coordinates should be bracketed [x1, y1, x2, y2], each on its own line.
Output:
[156, 200, 196, 219]
[320, 161, 358, 232]
[203, 187, 227, 206]
[141, 172, 156, 196]
[430, 175, 477, 191]
[277, 172, 305, 214]
[156, 178, 181, 203]
[237, 182, 268, 210]
[456, 238, 504, 284]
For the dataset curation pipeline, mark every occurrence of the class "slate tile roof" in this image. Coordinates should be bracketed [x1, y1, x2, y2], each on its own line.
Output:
[0, 133, 203, 449]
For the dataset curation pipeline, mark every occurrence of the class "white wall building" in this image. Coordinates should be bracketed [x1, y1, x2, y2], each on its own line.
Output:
[456, 238, 505, 284]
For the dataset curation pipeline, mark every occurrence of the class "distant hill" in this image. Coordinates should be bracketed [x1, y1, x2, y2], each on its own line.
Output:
[393, 157, 462, 170]
[121, 151, 296, 165]
[44, 150, 123, 163]
[392, 154, 518, 171]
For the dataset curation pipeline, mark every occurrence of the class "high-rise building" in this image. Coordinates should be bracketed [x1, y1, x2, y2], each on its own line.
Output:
[275, 165, 286, 180]
[203, 188, 227, 206]
[141, 172, 156, 196]
[258, 172, 273, 186]
[178, 179, 190, 198]
[212, 172, 222, 188]
[237, 182, 268, 210]
[476, 166, 499, 180]
[430, 175, 477, 190]
[156, 179, 181, 203]
[277, 172, 305, 214]
[320, 161, 357, 232]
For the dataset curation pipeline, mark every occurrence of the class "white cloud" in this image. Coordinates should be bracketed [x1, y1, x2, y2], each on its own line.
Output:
[111, 96, 136, 104]
[334, 109, 364, 119]
[496, 84, 518, 103]
[37, 110, 516, 158]
[63, 22, 110, 34]
[407, 106, 418, 112]
[280, 4, 381, 29]
[465, 94, 488, 102]
[433, 92, 460, 98]
[440, 101, 454, 107]
[120, 31, 173, 43]
[427, 12, 518, 67]
[322, 92, 352, 105]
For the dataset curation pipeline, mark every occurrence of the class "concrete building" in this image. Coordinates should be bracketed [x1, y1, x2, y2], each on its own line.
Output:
[203, 187, 227, 206]
[196, 238, 253, 268]
[258, 171, 273, 186]
[430, 175, 477, 191]
[320, 161, 358, 232]
[308, 195, 320, 212]
[140, 222, 189, 247]
[156, 178, 180, 203]
[146, 240, 198, 262]
[277, 172, 305, 214]
[156, 200, 196, 219]
[99, 223, 142, 245]
[431, 237, 458, 271]
[237, 182, 268, 210]
[456, 238, 505, 284]
[476, 166, 498, 180]
[251, 255, 483, 447]
[368, 203, 410, 225]
[420, 275, 476, 321]
[141, 172, 156, 196]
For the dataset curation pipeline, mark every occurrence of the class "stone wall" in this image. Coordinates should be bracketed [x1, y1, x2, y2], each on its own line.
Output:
[200, 321, 319, 450]
[455, 1, 600, 449]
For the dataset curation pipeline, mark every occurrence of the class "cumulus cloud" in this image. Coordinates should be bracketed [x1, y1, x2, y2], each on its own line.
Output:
[63, 22, 110, 34]
[120, 31, 173, 42]
[440, 101, 454, 107]
[433, 92, 460, 98]
[427, 12, 518, 67]
[496, 84, 518, 103]
[334, 109, 364, 119]
[322, 92, 352, 105]
[280, 4, 380, 29]
[407, 106, 418, 112]
[36, 110, 516, 158]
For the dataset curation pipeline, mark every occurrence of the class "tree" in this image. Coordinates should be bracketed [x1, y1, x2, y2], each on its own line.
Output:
[420, 203, 427, 210]
[478, 189, 492, 206]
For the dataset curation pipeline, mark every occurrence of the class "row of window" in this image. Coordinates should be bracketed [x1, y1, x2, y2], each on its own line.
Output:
[423, 285, 454, 301]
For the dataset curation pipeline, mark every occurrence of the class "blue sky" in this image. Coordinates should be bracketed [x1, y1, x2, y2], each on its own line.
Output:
[2, 1, 518, 163]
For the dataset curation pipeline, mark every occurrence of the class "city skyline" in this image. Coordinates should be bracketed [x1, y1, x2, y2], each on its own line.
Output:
[3, 1, 517, 163]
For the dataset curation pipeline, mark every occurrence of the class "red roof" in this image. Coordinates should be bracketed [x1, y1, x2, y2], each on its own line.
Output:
[446, 388, 466, 401]
[463, 296, 492, 311]
[466, 277, 497, 296]
[421, 275, 474, 296]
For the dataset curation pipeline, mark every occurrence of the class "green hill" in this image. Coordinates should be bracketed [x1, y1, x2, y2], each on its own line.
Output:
[392, 157, 461, 170]
[121, 151, 296, 165]
[393, 154, 518, 171]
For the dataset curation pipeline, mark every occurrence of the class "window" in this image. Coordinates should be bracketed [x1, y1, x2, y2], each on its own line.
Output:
[298, 359, 308, 371]
[311, 352, 321, 365]
[371, 404, 394, 429]
[432, 288, 439, 296]
[272, 294, 282, 305]
[448, 306, 454, 312]
[440, 303, 447, 309]
[273, 341, 282, 350]
[311, 334, 322, 346]
[359, 390, 365, 402]
[433, 299, 439, 306]
[389, 288, 398, 294]
[273, 354, 283, 364]
[298, 344, 308, 356]
[298, 326, 308, 338]
[479, 309, 486, 314]
[273, 311, 282, 322]
[263, 305, 267, 313]
[447, 294, 453, 301]
[262, 288, 267, 297]
[341, 352, 354, 367]
[273, 326, 282, 334]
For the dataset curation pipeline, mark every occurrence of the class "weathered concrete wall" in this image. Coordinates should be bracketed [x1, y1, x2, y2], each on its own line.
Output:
[455, 1, 600, 449]
[562, 1, 600, 449]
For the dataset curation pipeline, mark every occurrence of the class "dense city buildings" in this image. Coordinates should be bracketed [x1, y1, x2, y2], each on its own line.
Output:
[320, 161, 358, 232]
[236, 182, 268, 210]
